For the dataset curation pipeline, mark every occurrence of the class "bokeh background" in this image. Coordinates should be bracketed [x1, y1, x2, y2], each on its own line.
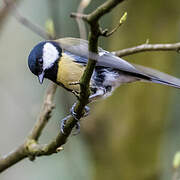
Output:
[1, 0, 180, 180]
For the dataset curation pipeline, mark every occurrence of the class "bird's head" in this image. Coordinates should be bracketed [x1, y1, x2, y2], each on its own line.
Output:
[28, 41, 62, 84]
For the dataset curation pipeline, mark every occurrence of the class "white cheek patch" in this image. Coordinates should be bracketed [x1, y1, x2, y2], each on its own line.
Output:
[43, 42, 59, 70]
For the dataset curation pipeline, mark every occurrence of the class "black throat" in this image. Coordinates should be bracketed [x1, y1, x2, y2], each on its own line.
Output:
[45, 60, 59, 83]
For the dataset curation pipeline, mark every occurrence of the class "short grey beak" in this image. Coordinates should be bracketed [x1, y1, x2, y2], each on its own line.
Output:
[38, 71, 45, 84]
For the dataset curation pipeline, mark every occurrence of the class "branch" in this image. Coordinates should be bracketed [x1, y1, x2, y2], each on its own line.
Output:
[0, 83, 57, 172]
[27, 0, 126, 158]
[86, 0, 124, 23]
[101, 12, 127, 37]
[0, 0, 53, 39]
[13, 3, 54, 39]
[0, 0, 125, 173]
[28, 83, 57, 140]
[75, 0, 91, 39]
[63, 0, 125, 129]
[0, 0, 19, 31]
[2, 0, 180, 174]
[0, 4, 59, 171]
[114, 42, 180, 57]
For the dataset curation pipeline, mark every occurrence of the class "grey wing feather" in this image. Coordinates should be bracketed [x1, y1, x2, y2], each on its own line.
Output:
[57, 37, 90, 59]
[57, 38, 142, 74]
[57, 38, 180, 89]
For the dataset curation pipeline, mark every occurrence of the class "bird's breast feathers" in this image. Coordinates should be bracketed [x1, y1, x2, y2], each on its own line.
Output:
[57, 53, 85, 92]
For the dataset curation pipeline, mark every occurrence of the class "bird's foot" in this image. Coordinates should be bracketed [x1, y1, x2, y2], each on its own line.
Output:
[60, 115, 71, 134]
[69, 102, 80, 135]
[60, 115, 80, 135]
[70, 102, 90, 119]
[60, 103, 90, 135]
[71, 90, 80, 100]
[70, 102, 90, 135]
[83, 106, 90, 117]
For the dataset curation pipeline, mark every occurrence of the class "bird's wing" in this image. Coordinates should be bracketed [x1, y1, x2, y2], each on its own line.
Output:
[57, 37, 101, 64]
[56, 38, 180, 88]
[56, 37, 141, 74]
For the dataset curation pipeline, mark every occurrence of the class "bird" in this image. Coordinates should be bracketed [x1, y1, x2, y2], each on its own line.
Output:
[28, 37, 180, 133]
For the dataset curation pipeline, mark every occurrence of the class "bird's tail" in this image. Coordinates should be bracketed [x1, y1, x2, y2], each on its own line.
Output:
[133, 64, 180, 89]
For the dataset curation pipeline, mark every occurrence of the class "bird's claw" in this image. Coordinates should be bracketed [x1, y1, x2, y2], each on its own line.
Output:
[60, 115, 71, 135]
[70, 102, 90, 119]
[69, 81, 80, 85]
[71, 90, 80, 100]
[84, 106, 90, 117]
[70, 102, 79, 121]
[60, 114, 80, 135]
[60, 103, 90, 135]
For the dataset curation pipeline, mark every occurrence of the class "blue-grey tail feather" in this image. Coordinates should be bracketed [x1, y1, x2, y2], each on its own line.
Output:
[151, 79, 180, 89]
[133, 64, 180, 89]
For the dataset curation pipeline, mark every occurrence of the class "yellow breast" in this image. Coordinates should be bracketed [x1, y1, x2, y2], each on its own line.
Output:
[57, 53, 85, 92]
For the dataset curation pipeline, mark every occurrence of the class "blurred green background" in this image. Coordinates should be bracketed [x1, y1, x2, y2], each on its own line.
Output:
[0, 0, 180, 179]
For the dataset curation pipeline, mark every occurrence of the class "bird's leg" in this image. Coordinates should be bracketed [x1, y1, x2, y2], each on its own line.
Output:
[83, 106, 90, 117]
[70, 102, 90, 120]
[61, 88, 105, 134]
[71, 90, 80, 100]
[70, 102, 90, 135]
[60, 114, 81, 135]
[69, 82, 81, 100]
[60, 103, 90, 135]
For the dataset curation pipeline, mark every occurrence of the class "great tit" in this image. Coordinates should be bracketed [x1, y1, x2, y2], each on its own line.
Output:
[28, 37, 180, 100]
[28, 38, 180, 132]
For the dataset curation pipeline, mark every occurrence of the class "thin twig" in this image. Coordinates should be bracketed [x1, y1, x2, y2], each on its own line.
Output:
[0, 83, 57, 172]
[87, 0, 125, 22]
[0, 0, 19, 31]
[1, 0, 53, 39]
[67, 0, 126, 131]
[13, 4, 53, 39]
[0, 4, 58, 171]
[28, 83, 57, 140]
[70, 12, 88, 21]
[0, 144, 26, 172]
[76, 0, 91, 39]
[101, 12, 127, 37]
[114, 42, 180, 57]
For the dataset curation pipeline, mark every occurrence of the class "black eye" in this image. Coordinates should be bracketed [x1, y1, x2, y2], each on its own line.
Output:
[38, 58, 43, 64]
[38, 58, 43, 65]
